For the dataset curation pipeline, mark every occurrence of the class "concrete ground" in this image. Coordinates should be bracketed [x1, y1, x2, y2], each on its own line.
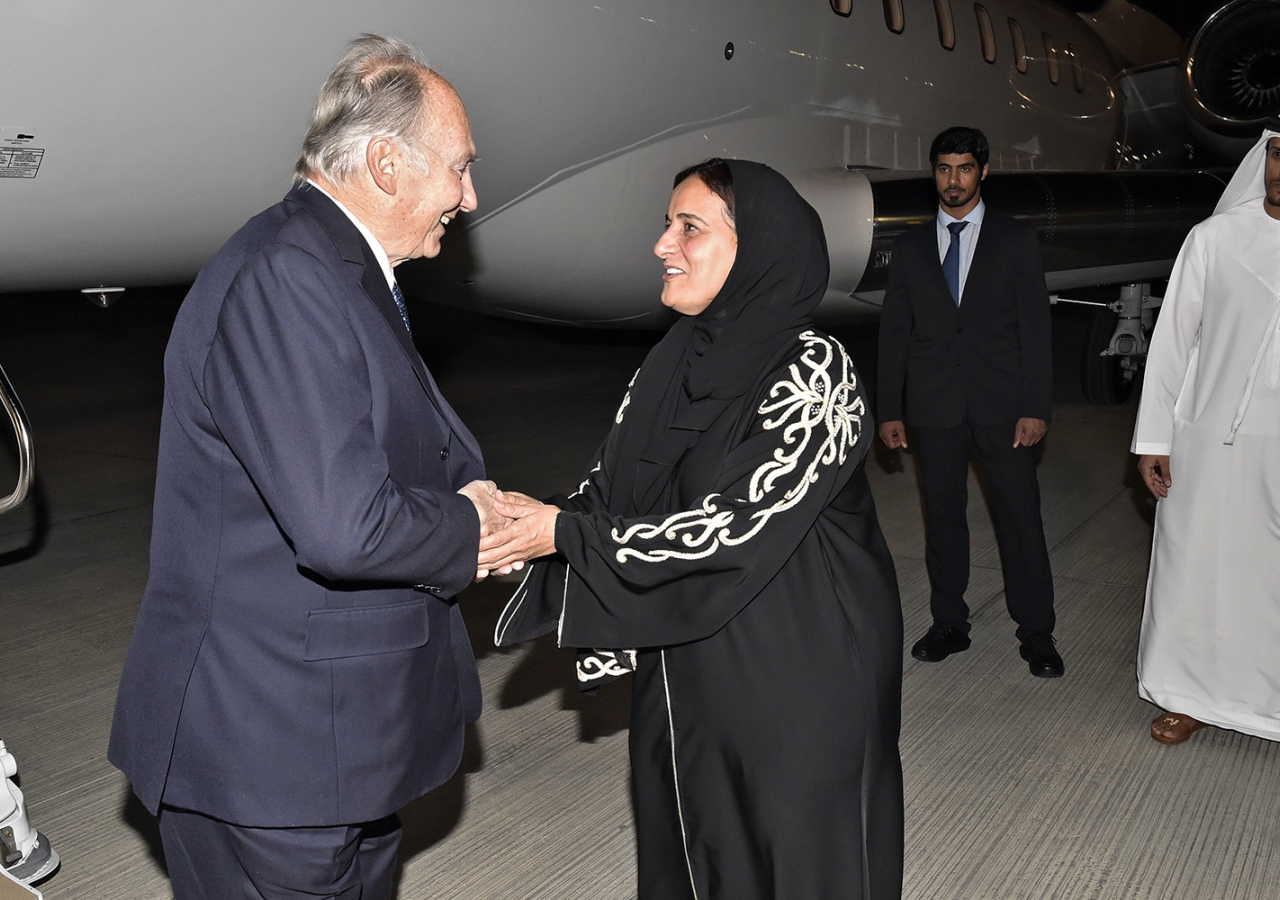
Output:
[1, 290, 1276, 900]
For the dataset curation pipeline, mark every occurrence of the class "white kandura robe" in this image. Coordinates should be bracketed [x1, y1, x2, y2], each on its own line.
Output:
[1131, 200, 1280, 741]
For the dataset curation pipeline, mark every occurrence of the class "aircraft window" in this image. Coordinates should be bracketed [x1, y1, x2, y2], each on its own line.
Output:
[1009, 18, 1027, 74]
[830, 0, 852, 16]
[1067, 43, 1084, 92]
[883, 0, 904, 34]
[1039, 32, 1059, 85]
[933, 0, 955, 49]
[975, 4, 996, 63]
[1039, 32, 1059, 83]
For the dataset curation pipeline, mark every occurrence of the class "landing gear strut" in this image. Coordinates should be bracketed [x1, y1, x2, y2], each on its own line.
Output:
[1072, 283, 1159, 405]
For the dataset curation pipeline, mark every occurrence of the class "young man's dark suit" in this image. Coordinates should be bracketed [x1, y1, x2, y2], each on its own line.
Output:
[877, 208, 1055, 644]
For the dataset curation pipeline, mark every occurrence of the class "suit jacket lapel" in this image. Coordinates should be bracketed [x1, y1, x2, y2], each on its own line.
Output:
[913, 221, 958, 311]
[286, 185, 485, 465]
[924, 212, 1004, 308]
[965, 214, 1002, 305]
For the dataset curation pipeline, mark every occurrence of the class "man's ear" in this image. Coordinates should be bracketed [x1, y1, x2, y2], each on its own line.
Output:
[367, 137, 400, 196]
[980, 163, 989, 181]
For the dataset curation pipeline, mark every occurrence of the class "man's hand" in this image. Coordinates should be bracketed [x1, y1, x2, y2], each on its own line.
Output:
[492, 490, 545, 513]
[879, 420, 909, 449]
[476, 491, 559, 576]
[1138, 454, 1172, 499]
[458, 480, 511, 538]
[1013, 417, 1047, 448]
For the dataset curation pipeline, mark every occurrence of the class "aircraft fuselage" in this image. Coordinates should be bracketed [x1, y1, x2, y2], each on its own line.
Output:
[3, 1, 1126, 324]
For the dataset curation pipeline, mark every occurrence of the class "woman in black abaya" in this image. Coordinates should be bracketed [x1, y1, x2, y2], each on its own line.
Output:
[482, 159, 903, 900]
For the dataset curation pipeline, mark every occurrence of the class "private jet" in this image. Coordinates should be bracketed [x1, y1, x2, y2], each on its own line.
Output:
[2, 0, 1279, 404]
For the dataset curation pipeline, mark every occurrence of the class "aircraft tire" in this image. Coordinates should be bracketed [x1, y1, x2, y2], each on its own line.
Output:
[1080, 307, 1136, 405]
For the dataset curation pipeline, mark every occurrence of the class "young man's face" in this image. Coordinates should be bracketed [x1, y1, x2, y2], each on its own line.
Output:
[934, 153, 987, 218]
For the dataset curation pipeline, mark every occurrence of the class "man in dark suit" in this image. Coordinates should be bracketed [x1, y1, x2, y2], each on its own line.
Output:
[109, 36, 506, 898]
[877, 126, 1062, 678]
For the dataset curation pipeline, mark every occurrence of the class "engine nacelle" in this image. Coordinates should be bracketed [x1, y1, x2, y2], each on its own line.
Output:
[1181, 0, 1280, 157]
[791, 169, 876, 323]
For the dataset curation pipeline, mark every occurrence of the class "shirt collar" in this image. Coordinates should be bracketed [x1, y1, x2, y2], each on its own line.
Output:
[306, 179, 396, 290]
[937, 198, 986, 228]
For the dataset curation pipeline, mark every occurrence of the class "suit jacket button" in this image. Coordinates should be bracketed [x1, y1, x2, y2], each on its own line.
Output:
[439, 448, 450, 460]
[955, 326, 963, 333]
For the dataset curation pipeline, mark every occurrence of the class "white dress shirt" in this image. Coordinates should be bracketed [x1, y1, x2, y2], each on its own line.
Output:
[935, 199, 985, 304]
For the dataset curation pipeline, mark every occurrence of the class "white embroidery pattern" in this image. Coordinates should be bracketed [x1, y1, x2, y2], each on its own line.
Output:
[575, 462, 601, 498]
[576, 648, 639, 683]
[610, 332, 863, 563]
[571, 369, 639, 499]
[615, 368, 640, 425]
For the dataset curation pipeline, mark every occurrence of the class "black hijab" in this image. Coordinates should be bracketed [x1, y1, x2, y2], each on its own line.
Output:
[607, 160, 831, 516]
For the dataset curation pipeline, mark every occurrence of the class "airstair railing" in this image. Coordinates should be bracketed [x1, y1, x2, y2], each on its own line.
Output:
[0, 361, 34, 516]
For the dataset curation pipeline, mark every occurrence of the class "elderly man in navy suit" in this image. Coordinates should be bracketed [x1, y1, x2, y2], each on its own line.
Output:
[109, 35, 505, 899]
[877, 125, 1062, 679]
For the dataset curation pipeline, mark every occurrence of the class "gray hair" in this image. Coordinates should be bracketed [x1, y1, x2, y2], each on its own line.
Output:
[294, 34, 435, 185]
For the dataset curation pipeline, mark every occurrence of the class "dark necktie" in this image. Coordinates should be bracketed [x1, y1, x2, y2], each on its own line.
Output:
[943, 220, 969, 305]
[391, 282, 412, 336]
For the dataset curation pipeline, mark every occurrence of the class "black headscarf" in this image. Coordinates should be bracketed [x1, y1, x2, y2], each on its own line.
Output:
[607, 160, 831, 516]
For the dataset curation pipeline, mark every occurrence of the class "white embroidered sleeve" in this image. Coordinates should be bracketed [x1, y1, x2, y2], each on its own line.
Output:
[606, 332, 864, 564]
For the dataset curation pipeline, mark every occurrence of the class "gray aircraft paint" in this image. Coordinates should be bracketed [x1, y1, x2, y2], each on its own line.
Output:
[0, 0, 1183, 325]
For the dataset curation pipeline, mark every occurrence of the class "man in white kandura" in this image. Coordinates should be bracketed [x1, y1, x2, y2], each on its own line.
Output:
[1132, 119, 1280, 746]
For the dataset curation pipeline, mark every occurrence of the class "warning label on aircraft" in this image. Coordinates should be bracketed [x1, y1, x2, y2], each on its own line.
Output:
[0, 148, 44, 178]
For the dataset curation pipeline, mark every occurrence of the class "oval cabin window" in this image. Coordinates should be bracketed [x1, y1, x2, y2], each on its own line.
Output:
[933, 0, 955, 50]
[1009, 18, 1028, 74]
[975, 4, 996, 63]
[1068, 43, 1085, 92]
[1043, 32, 1060, 85]
[884, 0, 905, 34]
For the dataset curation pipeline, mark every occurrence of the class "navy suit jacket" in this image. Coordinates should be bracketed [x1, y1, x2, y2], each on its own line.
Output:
[109, 184, 484, 827]
[877, 210, 1052, 428]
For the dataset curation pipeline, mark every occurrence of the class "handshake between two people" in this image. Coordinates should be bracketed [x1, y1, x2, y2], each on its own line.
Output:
[458, 480, 560, 581]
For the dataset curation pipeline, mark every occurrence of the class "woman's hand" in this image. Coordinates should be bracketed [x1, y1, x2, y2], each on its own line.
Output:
[476, 491, 560, 575]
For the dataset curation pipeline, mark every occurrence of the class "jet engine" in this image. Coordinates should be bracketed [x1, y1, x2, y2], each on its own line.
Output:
[1181, 0, 1280, 158]
[792, 169, 876, 317]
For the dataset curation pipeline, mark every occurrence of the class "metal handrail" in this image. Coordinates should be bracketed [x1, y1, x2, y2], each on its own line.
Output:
[0, 361, 34, 516]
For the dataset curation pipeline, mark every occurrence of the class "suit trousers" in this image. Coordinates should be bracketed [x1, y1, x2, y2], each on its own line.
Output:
[915, 417, 1054, 642]
[158, 805, 401, 900]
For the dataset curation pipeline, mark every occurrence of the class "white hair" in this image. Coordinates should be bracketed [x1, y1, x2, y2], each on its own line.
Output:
[294, 34, 435, 185]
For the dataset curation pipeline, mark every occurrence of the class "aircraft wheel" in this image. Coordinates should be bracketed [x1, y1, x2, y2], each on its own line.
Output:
[1080, 307, 1136, 405]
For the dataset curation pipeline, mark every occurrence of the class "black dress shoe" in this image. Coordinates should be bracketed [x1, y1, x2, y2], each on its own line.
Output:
[911, 625, 971, 662]
[1020, 634, 1064, 678]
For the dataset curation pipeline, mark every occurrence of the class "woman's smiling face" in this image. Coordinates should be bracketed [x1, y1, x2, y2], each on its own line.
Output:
[653, 177, 738, 316]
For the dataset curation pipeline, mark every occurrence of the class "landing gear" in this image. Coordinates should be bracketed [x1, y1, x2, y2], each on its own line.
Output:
[1, 740, 59, 887]
[1081, 307, 1136, 404]
[1078, 283, 1158, 405]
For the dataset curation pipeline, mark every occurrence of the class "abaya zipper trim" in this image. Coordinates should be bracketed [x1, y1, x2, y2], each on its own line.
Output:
[662, 648, 700, 900]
